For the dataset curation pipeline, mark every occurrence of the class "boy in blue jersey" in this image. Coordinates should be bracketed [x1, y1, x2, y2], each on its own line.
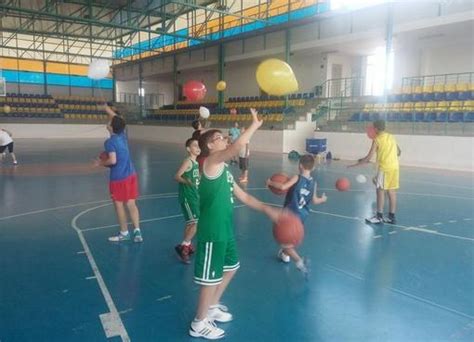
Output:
[95, 104, 143, 243]
[266, 154, 327, 274]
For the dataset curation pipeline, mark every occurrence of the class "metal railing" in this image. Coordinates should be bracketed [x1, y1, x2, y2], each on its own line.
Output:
[319, 77, 366, 98]
[402, 72, 474, 88]
[117, 92, 165, 108]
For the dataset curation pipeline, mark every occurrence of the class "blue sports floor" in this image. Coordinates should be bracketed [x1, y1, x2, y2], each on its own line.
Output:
[0, 138, 473, 342]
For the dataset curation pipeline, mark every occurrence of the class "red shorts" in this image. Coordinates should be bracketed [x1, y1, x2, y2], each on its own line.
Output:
[109, 174, 139, 202]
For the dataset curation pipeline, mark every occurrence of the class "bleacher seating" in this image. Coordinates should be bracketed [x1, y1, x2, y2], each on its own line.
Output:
[350, 82, 474, 123]
[56, 95, 108, 121]
[147, 92, 316, 126]
[0, 93, 111, 120]
[0, 93, 62, 118]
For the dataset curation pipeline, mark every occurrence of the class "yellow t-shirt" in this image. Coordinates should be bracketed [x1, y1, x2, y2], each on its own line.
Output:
[375, 132, 399, 171]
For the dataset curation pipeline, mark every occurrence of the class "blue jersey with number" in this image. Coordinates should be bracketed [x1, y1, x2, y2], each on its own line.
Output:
[283, 175, 315, 223]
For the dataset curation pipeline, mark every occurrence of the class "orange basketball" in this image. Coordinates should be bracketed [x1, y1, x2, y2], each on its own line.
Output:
[269, 173, 289, 195]
[273, 210, 304, 246]
[335, 177, 350, 191]
[99, 151, 108, 161]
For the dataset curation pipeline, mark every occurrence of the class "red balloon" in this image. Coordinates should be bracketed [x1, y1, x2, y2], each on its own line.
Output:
[273, 210, 304, 246]
[183, 80, 207, 101]
[366, 124, 377, 139]
[335, 177, 351, 191]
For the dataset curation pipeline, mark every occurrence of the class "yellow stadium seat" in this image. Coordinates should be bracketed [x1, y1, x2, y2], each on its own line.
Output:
[401, 103, 414, 112]
[413, 86, 423, 94]
[433, 84, 445, 92]
[456, 83, 468, 92]
[402, 85, 412, 94]
[425, 101, 436, 112]
[445, 84, 456, 92]
[463, 100, 474, 111]
[435, 101, 449, 111]
[414, 102, 425, 112]
[363, 104, 374, 112]
[422, 85, 433, 93]
[450, 101, 463, 111]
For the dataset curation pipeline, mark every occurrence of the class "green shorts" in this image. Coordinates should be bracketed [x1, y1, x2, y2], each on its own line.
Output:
[194, 240, 240, 286]
[180, 198, 199, 225]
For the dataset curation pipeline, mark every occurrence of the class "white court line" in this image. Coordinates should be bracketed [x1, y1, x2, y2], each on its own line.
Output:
[433, 222, 443, 226]
[0, 192, 178, 221]
[71, 203, 130, 342]
[373, 235, 382, 239]
[418, 225, 427, 228]
[1, 188, 471, 222]
[316, 188, 474, 201]
[304, 208, 474, 242]
[448, 220, 457, 223]
[324, 264, 474, 320]
[81, 204, 247, 232]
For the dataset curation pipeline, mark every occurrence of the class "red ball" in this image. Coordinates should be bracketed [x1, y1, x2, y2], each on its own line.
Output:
[335, 177, 351, 191]
[273, 211, 304, 246]
[99, 151, 108, 161]
[183, 80, 207, 101]
[269, 173, 289, 195]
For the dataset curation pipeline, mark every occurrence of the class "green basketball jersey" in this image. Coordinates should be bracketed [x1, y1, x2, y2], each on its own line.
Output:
[178, 158, 200, 203]
[197, 164, 235, 242]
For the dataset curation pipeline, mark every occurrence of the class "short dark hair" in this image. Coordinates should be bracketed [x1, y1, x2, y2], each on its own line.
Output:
[111, 115, 126, 134]
[299, 154, 315, 170]
[373, 120, 386, 131]
[192, 119, 201, 130]
[185, 137, 197, 148]
[199, 129, 222, 157]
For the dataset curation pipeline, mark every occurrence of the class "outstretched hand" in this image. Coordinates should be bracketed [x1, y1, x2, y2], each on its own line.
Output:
[250, 108, 263, 128]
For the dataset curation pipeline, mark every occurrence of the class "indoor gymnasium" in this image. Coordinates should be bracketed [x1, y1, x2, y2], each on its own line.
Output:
[0, 0, 473, 341]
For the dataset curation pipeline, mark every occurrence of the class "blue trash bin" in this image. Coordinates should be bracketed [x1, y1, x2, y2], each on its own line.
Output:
[306, 138, 327, 154]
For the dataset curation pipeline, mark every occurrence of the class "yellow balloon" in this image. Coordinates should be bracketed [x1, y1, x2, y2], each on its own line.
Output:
[256, 58, 298, 96]
[3, 105, 11, 114]
[216, 80, 226, 91]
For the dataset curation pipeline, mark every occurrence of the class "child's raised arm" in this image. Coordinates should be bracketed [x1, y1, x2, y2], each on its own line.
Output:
[207, 108, 262, 166]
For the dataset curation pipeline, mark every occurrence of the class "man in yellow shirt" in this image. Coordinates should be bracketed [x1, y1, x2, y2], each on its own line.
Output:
[350, 120, 400, 224]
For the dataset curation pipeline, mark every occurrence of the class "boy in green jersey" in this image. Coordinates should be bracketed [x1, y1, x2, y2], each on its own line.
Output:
[189, 108, 280, 340]
[174, 138, 201, 263]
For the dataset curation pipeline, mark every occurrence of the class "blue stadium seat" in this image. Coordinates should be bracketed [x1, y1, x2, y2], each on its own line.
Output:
[423, 113, 436, 122]
[414, 112, 425, 122]
[401, 113, 414, 122]
[387, 113, 401, 122]
[435, 112, 448, 122]
[464, 112, 474, 122]
[448, 112, 464, 122]
[361, 113, 370, 121]
[348, 113, 361, 121]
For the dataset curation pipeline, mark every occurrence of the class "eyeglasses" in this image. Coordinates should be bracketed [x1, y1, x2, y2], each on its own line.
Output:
[212, 135, 225, 142]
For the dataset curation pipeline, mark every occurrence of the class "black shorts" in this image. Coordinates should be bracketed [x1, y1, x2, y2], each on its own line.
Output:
[0, 142, 13, 153]
[239, 157, 249, 171]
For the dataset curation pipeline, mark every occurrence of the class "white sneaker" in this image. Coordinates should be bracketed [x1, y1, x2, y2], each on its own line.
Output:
[278, 249, 290, 263]
[208, 306, 233, 323]
[189, 318, 225, 340]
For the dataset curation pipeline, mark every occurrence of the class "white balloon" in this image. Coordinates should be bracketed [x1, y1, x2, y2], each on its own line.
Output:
[199, 106, 210, 119]
[356, 174, 367, 183]
[88, 59, 110, 80]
